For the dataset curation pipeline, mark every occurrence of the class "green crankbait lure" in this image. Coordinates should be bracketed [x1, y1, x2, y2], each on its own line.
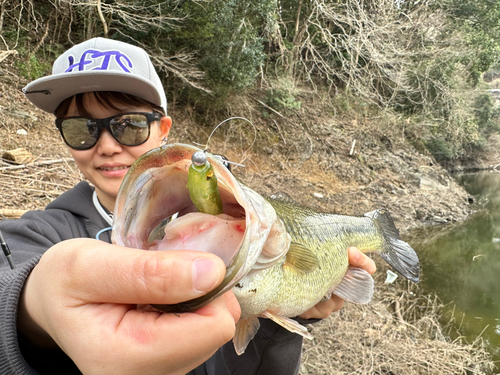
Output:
[187, 151, 223, 215]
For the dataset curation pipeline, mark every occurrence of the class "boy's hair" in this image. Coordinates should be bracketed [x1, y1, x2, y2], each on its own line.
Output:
[55, 91, 165, 119]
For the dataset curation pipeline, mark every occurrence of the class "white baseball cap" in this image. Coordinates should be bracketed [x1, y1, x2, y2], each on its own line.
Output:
[23, 37, 167, 114]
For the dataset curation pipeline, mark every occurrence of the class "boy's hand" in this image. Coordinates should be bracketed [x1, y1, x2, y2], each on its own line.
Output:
[18, 238, 241, 375]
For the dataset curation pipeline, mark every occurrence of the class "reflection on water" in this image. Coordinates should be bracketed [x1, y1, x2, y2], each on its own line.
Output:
[406, 171, 500, 363]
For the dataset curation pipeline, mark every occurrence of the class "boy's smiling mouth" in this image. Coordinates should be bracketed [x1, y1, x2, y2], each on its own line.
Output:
[98, 165, 130, 171]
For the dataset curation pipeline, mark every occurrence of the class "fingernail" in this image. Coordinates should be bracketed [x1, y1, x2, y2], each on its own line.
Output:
[348, 247, 360, 261]
[193, 258, 222, 292]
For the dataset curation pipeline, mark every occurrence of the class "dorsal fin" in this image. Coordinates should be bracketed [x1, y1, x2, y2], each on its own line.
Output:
[284, 242, 320, 273]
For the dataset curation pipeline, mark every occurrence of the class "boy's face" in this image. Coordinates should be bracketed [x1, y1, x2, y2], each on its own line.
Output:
[65, 95, 171, 211]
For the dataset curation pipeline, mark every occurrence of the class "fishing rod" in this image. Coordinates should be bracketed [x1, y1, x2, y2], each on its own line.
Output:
[0, 229, 15, 270]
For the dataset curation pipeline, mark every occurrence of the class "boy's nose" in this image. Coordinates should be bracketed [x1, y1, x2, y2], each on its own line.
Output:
[96, 129, 123, 155]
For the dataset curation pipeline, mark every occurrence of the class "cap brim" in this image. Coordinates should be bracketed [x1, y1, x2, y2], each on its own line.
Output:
[23, 70, 163, 113]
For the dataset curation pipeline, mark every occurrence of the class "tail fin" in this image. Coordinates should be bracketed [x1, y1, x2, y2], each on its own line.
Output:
[365, 210, 420, 283]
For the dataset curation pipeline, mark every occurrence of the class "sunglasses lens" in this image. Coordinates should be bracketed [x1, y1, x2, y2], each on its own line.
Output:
[109, 114, 150, 146]
[60, 118, 98, 150]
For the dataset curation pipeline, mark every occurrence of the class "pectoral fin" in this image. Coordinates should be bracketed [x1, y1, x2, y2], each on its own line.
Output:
[233, 317, 261, 355]
[284, 242, 320, 273]
[261, 311, 313, 339]
[331, 266, 374, 304]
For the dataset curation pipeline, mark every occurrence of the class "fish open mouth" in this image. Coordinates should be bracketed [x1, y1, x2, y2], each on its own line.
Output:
[111, 143, 282, 312]
[140, 165, 249, 267]
[113, 144, 246, 251]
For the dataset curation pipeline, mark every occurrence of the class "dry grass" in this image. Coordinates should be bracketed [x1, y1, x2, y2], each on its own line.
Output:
[301, 281, 496, 375]
[0, 157, 82, 216]
[0, 72, 83, 215]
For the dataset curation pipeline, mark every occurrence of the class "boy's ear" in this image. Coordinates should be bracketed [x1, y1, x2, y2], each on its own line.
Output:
[160, 116, 172, 138]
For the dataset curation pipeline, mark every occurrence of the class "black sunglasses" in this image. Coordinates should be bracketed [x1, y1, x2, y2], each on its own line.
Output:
[55, 112, 162, 150]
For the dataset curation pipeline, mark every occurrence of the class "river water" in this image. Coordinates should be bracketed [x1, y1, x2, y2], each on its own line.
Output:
[406, 171, 500, 364]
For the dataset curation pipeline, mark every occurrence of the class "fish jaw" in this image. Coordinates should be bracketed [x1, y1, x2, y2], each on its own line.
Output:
[111, 143, 289, 312]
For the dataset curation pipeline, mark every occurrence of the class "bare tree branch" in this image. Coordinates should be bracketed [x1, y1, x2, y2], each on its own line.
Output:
[96, 0, 108, 37]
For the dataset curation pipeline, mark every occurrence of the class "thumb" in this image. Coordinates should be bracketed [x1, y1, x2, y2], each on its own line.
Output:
[40, 238, 227, 305]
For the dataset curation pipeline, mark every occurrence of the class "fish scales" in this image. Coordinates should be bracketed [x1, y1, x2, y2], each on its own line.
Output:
[271, 201, 384, 254]
[235, 199, 384, 318]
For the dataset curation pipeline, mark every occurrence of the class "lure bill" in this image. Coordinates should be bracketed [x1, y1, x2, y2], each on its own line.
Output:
[111, 143, 420, 355]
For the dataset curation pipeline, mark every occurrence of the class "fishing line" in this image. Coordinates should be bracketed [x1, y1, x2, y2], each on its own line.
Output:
[93, 191, 113, 226]
[194, 117, 257, 168]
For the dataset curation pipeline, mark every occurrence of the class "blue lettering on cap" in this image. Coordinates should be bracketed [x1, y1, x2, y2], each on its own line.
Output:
[65, 49, 133, 73]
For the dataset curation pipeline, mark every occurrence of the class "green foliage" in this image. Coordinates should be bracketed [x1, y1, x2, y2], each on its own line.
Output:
[411, 139, 428, 154]
[488, 107, 500, 134]
[159, 0, 273, 101]
[424, 115, 481, 160]
[425, 136, 457, 161]
[15, 55, 51, 81]
[473, 89, 500, 135]
[443, 0, 500, 85]
[266, 79, 301, 111]
[473, 91, 495, 129]
[270, 93, 301, 110]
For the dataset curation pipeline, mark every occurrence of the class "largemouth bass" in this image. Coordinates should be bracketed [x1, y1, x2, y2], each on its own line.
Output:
[112, 143, 420, 354]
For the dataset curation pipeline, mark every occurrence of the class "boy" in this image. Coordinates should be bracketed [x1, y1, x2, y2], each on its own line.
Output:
[0, 37, 375, 375]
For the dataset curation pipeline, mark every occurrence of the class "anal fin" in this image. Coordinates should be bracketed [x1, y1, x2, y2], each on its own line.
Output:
[261, 311, 313, 340]
[331, 266, 374, 304]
